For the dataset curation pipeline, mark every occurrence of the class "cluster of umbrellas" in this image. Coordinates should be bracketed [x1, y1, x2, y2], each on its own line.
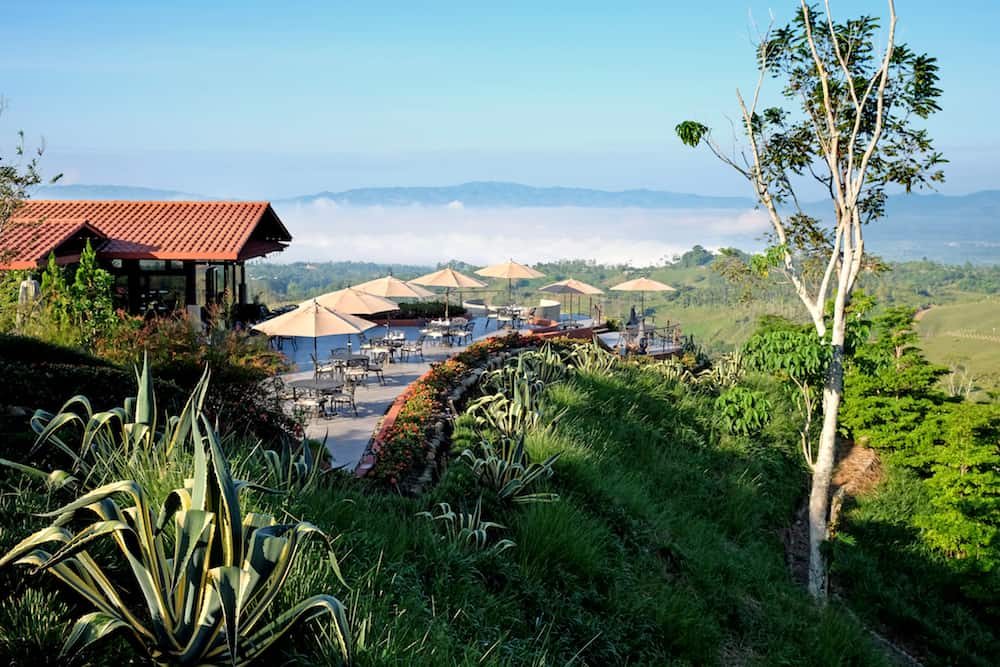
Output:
[251, 259, 678, 361]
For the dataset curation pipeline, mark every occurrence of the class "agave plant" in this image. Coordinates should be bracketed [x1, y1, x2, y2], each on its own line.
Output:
[460, 437, 560, 504]
[417, 496, 515, 553]
[467, 377, 558, 441]
[696, 351, 745, 392]
[481, 345, 568, 395]
[19, 354, 204, 481]
[0, 372, 351, 666]
[566, 339, 617, 375]
[650, 358, 695, 384]
[255, 435, 326, 492]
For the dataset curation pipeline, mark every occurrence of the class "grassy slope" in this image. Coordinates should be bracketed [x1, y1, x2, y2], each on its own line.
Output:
[269, 364, 885, 665]
[915, 299, 1000, 396]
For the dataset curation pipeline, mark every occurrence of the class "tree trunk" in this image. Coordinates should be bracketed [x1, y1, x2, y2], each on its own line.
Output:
[807, 297, 847, 599]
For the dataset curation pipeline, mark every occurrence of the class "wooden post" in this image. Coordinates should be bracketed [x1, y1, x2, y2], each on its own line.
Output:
[184, 261, 197, 307]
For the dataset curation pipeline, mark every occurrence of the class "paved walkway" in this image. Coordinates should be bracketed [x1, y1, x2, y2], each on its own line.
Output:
[276, 321, 503, 471]
[281, 343, 465, 470]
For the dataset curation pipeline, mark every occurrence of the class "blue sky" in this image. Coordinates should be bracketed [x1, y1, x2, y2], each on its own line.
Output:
[1, 1, 996, 198]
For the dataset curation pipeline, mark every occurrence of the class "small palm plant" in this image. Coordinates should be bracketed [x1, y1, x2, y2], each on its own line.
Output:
[417, 496, 515, 553]
[0, 372, 351, 666]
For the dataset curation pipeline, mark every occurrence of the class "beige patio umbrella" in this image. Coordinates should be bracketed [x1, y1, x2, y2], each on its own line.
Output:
[352, 275, 435, 300]
[538, 278, 603, 323]
[610, 277, 676, 318]
[410, 267, 487, 319]
[252, 299, 377, 366]
[314, 287, 398, 315]
[475, 259, 545, 305]
[314, 287, 400, 340]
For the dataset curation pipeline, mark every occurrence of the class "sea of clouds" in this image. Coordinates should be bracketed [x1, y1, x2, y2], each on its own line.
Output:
[272, 199, 770, 266]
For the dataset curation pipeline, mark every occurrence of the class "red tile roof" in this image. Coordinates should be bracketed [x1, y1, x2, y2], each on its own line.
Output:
[8, 200, 291, 262]
[0, 217, 105, 269]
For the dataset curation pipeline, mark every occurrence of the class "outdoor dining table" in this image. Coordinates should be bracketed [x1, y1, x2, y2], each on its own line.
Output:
[287, 377, 344, 399]
[329, 353, 369, 364]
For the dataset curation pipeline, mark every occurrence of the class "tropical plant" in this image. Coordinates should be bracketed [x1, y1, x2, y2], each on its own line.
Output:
[417, 496, 515, 553]
[0, 373, 351, 665]
[467, 378, 553, 441]
[743, 321, 829, 467]
[17, 355, 204, 483]
[566, 338, 618, 375]
[696, 351, 746, 392]
[714, 386, 773, 437]
[517, 344, 570, 385]
[460, 437, 560, 504]
[255, 436, 325, 492]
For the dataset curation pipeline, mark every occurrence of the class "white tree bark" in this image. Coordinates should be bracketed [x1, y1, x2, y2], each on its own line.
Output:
[715, 0, 896, 600]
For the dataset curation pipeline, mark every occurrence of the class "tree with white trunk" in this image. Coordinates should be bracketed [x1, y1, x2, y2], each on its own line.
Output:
[676, 0, 944, 599]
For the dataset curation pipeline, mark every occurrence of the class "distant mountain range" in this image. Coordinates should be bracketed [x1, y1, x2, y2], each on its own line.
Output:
[30, 181, 1000, 264]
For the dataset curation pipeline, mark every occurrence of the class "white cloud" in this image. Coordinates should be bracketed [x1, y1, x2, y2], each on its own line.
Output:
[446, 200, 464, 209]
[271, 202, 766, 266]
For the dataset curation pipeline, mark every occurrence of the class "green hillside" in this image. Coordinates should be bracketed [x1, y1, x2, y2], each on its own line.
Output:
[916, 300, 1000, 397]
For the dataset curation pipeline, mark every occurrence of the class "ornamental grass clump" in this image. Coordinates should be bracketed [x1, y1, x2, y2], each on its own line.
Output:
[0, 371, 351, 666]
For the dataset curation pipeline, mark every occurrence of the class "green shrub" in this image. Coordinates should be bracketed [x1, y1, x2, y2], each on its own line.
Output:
[0, 334, 113, 368]
[95, 311, 295, 443]
[714, 385, 772, 436]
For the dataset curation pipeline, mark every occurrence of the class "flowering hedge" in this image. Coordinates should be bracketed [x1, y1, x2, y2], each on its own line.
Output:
[366, 333, 549, 486]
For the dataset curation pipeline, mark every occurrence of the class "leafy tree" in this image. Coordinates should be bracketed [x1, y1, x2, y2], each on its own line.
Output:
[841, 306, 949, 453]
[744, 318, 829, 465]
[70, 239, 116, 344]
[916, 402, 1000, 577]
[38, 253, 71, 327]
[0, 98, 60, 237]
[676, 1, 944, 597]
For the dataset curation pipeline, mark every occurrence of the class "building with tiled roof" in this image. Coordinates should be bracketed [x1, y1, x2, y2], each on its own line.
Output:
[1, 200, 291, 314]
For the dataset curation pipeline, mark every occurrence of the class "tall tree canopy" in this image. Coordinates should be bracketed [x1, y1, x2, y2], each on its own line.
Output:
[677, 0, 943, 598]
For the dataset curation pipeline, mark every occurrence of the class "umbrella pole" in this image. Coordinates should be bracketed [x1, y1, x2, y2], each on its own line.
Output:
[445, 288, 450, 320]
[313, 337, 318, 378]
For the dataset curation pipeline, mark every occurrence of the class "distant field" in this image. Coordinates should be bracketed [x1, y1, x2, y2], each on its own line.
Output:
[916, 299, 1000, 397]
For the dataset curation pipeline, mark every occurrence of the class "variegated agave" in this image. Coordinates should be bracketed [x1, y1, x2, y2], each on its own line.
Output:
[417, 496, 515, 553]
[255, 435, 326, 493]
[481, 345, 567, 393]
[13, 354, 204, 485]
[460, 437, 560, 505]
[0, 372, 351, 666]
[566, 339, 618, 375]
[467, 377, 558, 441]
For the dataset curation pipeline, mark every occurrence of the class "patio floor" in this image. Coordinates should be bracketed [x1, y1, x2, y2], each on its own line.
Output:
[277, 320, 499, 471]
